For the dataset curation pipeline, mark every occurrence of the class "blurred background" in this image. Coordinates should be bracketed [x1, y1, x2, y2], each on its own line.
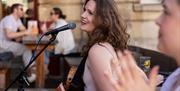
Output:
[0, 0, 177, 91]
[0, 0, 163, 50]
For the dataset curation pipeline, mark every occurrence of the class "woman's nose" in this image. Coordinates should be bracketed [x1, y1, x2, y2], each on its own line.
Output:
[81, 11, 87, 18]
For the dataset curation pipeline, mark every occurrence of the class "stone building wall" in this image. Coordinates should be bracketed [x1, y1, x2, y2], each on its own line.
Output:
[38, 0, 162, 50]
[117, 0, 162, 50]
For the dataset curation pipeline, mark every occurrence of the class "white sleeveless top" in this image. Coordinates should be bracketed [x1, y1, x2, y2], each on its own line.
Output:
[83, 43, 117, 91]
[83, 58, 98, 91]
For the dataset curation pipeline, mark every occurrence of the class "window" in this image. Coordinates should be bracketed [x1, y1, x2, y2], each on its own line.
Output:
[2, 0, 28, 6]
[1, 0, 38, 20]
[141, 0, 161, 4]
[2, 0, 28, 11]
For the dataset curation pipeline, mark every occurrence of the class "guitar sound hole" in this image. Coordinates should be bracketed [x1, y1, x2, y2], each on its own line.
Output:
[68, 78, 72, 81]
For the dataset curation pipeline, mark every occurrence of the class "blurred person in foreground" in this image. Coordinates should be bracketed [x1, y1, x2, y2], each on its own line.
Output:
[105, 0, 180, 91]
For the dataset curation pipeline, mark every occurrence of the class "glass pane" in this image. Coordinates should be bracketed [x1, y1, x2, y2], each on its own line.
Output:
[141, 0, 161, 4]
[4, 0, 28, 9]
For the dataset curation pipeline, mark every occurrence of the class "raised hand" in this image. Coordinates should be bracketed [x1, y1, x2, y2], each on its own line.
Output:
[104, 50, 159, 91]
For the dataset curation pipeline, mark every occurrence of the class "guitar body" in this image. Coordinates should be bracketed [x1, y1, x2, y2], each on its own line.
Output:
[55, 65, 78, 91]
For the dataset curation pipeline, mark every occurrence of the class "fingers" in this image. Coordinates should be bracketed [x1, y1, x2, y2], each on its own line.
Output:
[111, 52, 126, 85]
[25, 30, 32, 36]
[104, 70, 123, 91]
[123, 50, 141, 79]
[149, 66, 159, 89]
[117, 51, 134, 84]
[156, 74, 164, 86]
[56, 83, 63, 91]
[24, 30, 29, 36]
[60, 83, 65, 91]
[124, 50, 137, 68]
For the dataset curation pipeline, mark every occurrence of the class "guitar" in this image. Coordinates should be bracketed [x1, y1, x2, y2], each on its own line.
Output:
[55, 65, 78, 91]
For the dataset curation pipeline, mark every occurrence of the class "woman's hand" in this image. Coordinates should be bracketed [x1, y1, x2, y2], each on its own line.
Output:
[55, 83, 65, 91]
[104, 50, 159, 91]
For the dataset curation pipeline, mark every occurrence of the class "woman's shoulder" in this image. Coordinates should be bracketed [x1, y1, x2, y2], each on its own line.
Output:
[89, 42, 112, 51]
[57, 19, 67, 25]
[92, 42, 113, 49]
[88, 42, 116, 58]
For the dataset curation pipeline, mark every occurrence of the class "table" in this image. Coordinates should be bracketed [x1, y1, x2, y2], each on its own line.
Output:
[22, 36, 56, 88]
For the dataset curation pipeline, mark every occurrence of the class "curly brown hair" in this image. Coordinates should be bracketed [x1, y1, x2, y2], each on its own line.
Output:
[82, 0, 130, 55]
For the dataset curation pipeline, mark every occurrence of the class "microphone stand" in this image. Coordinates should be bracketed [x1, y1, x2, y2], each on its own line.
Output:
[5, 34, 57, 91]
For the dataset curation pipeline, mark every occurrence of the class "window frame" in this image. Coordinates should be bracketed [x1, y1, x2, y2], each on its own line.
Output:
[140, 0, 161, 4]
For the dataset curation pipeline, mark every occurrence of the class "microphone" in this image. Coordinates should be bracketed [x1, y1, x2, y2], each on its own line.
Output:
[44, 22, 76, 35]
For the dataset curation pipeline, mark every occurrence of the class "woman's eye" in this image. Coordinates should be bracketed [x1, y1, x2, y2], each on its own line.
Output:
[89, 11, 93, 15]
[88, 10, 94, 15]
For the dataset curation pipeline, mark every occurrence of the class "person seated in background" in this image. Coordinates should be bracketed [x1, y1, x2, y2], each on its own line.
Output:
[105, 0, 180, 91]
[0, 3, 36, 82]
[41, 7, 75, 74]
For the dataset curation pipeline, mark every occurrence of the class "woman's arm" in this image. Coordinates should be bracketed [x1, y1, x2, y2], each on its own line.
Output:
[87, 43, 116, 91]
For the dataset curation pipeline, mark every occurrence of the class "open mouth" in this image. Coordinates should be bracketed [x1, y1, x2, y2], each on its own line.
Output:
[81, 18, 87, 25]
[81, 22, 86, 25]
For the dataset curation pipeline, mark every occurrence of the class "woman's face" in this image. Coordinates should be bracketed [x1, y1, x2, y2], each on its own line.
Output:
[155, 0, 180, 60]
[80, 0, 96, 32]
[50, 10, 58, 22]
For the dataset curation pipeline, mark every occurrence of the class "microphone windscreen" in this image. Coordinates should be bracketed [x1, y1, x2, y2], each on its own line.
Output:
[69, 23, 76, 29]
